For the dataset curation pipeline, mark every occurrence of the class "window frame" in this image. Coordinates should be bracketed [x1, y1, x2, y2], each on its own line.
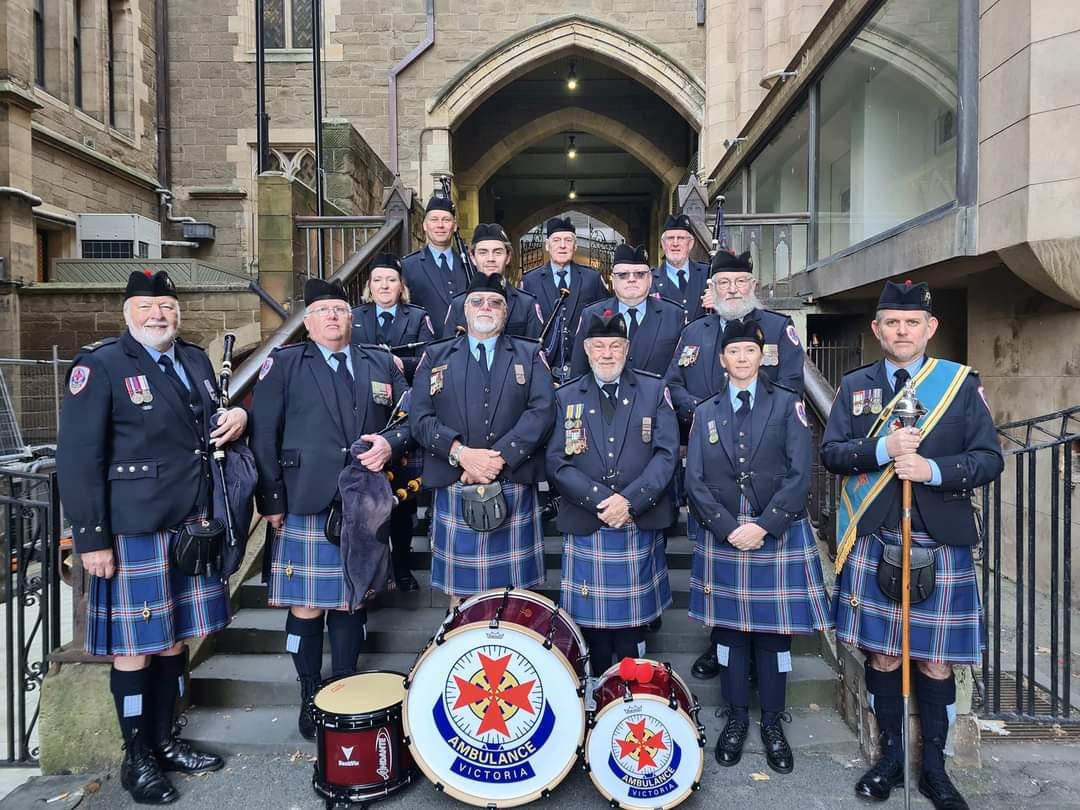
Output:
[263, 0, 314, 50]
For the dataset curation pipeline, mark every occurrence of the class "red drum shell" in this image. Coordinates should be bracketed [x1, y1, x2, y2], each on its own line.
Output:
[593, 659, 697, 718]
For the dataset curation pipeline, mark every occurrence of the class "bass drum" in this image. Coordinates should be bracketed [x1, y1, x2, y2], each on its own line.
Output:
[586, 659, 706, 810]
[403, 588, 588, 807]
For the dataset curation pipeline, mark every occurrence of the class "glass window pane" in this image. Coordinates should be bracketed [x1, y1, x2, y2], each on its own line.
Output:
[721, 172, 744, 215]
[751, 102, 809, 214]
[816, 0, 959, 259]
[292, 0, 313, 48]
[262, 0, 285, 49]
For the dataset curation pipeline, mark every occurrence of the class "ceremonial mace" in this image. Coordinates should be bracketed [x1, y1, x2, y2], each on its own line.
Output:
[893, 379, 926, 810]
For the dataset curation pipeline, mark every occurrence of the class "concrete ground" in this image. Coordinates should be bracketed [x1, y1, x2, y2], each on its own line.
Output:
[3, 741, 1079, 809]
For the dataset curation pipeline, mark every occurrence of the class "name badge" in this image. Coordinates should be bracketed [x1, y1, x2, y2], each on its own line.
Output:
[641, 417, 652, 443]
[762, 343, 779, 366]
[430, 364, 447, 396]
[707, 419, 719, 444]
[514, 363, 526, 385]
[678, 345, 699, 367]
[371, 381, 393, 406]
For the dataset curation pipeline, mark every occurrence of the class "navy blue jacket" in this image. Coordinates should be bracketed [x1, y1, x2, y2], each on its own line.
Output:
[665, 308, 805, 431]
[520, 261, 607, 375]
[442, 283, 543, 340]
[650, 259, 710, 322]
[570, 295, 687, 378]
[547, 370, 677, 533]
[409, 334, 556, 488]
[249, 341, 410, 516]
[821, 358, 1003, 546]
[350, 302, 435, 383]
[56, 332, 224, 553]
[686, 375, 811, 542]
[401, 245, 469, 330]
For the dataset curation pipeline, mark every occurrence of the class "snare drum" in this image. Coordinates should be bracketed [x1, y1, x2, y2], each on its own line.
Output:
[311, 671, 417, 808]
[403, 588, 589, 807]
[586, 659, 706, 810]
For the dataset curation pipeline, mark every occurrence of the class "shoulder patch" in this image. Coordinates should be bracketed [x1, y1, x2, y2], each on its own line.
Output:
[258, 356, 274, 380]
[68, 364, 91, 395]
[977, 385, 992, 414]
[663, 386, 673, 410]
[795, 400, 809, 428]
[785, 323, 801, 346]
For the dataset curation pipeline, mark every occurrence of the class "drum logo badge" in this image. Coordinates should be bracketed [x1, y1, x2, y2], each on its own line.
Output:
[338, 745, 359, 767]
[375, 727, 393, 780]
[433, 648, 555, 784]
[607, 713, 682, 800]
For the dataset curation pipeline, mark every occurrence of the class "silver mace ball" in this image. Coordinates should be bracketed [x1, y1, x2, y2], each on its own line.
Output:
[894, 379, 926, 428]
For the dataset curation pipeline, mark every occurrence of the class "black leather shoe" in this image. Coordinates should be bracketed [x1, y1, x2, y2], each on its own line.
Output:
[298, 675, 320, 741]
[121, 740, 179, 805]
[855, 758, 904, 801]
[396, 572, 420, 592]
[714, 710, 750, 767]
[760, 713, 793, 774]
[691, 645, 721, 680]
[919, 769, 970, 810]
[154, 737, 224, 774]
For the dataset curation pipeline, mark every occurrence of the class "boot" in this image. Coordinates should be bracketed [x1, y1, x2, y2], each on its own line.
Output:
[298, 674, 321, 741]
[149, 652, 224, 774]
[121, 732, 179, 805]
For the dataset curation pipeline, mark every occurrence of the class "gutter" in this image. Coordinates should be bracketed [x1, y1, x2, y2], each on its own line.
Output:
[388, 0, 435, 175]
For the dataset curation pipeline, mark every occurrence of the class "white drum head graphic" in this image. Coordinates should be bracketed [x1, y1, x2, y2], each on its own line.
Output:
[404, 623, 585, 807]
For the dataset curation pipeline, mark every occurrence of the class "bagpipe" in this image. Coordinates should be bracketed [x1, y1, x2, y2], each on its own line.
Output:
[710, 193, 729, 257]
[437, 175, 477, 286]
[539, 287, 572, 374]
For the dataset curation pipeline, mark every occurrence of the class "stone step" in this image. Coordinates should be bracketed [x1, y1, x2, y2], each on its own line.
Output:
[180, 702, 854, 759]
[188, 650, 836, 711]
[217, 606, 824, 657]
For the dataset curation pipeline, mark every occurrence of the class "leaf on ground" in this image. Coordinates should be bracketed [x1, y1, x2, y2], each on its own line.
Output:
[977, 718, 1011, 736]
[750, 771, 770, 781]
[288, 750, 305, 762]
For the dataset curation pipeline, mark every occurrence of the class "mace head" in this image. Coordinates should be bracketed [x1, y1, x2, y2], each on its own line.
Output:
[894, 379, 926, 428]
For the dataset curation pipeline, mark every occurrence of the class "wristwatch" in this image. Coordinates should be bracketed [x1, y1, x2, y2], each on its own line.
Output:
[449, 445, 463, 467]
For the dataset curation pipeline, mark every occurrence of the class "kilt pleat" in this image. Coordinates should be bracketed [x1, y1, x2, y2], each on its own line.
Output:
[85, 510, 230, 657]
[560, 525, 672, 628]
[833, 528, 984, 665]
[429, 481, 544, 597]
[268, 510, 348, 610]
[689, 497, 831, 635]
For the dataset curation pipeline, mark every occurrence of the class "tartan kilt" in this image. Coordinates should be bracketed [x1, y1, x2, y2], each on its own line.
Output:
[689, 497, 831, 635]
[560, 525, 672, 629]
[268, 510, 348, 610]
[834, 528, 984, 665]
[429, 481, 544, 597]
[85, 509, 230, 657]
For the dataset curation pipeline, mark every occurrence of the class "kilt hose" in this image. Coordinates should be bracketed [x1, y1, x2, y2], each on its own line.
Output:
[834, 528, 984, 665]
[85, 509, 229, 657]
[689, 497, 832, 635]
[268, 510, 349, 611]
[429, 481, 544, 597]
[560, 524, 672, 629]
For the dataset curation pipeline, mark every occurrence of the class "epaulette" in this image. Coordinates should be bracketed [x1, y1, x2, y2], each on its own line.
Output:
[174, 336, 204, 351]
[506, 333, 541, 345]
[355, 342, 390, 354]
[770, 381, 800, 396]
[759, 307, 793, 321]
[632, 368, 663, 379]
[271, 341, 305, 354]
[402, 248, 423, 259]
[521, 264, 546, 275]
[514, 285, 538, 301]
[79, 336, 119, 353]
[654, 294, 685, 310]
[685, 311, 715, 328]
[420, 334, 461, 353]
[843, 361, 876, 376]
[557, 373, 586, 389]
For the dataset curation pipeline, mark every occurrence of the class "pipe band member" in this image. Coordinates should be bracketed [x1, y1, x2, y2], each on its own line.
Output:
[251, 278, 410, 740]
[548, 309, 677, 676]
[650, 213, 710, 322]
[57, 270, 248, 804]
[822, 280, 1003, 810]
[402, 195, 469, 330]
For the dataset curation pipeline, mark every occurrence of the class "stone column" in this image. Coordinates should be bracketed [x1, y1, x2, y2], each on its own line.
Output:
[420, 128, 452, 204]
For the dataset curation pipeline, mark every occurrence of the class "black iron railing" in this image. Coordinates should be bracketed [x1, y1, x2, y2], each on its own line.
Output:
[1, 466, 63, 765]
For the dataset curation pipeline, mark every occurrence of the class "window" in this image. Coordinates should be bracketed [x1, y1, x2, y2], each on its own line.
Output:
[82, 239, 135, 259]
[73, 0, 82, 108]
[107, 0, 133, 131]
[720, 172, 744, 215]
[34, 0, 46, 87]
[751, 103, 809, 215]
[263, 0, 313, 49]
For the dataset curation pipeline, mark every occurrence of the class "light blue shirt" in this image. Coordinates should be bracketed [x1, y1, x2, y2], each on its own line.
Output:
[551, 261, 572, 289]
[664, 260, 689, 289]
[467, 335, 497, 369]
[315, 342, 354, 377]
[728, 379, 757, 412]
[143, 344, 191, 391]
[873, 355, 941, 485]
[593, 375, 619, 398]
[375, 304, 398, 319]
[428, 245, 454, 270]
[618, 300, 646, 328]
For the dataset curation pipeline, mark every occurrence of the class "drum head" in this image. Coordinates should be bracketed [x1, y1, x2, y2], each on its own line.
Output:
[315, 671, 405, 715]
[586, 694, 703, 810]
[404, 622, 586, 807]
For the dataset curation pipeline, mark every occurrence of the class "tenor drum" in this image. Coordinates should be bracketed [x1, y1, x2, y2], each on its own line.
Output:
[585, 659, 706, 810]
[311, 671, 417, 808]
[403, 588, 589, 807]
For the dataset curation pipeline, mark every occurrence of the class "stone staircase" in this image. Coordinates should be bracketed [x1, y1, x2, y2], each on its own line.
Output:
[181, 511, 845, 756]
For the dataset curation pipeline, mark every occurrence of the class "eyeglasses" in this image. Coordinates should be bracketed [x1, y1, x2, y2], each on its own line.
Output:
[134, 302, 177, 314]
[612, 270, 650, 281]
[663, 235, 692, 243]
[713, 276, 754, 291]
[308, 305, 351, 319]
[465, 296, 506, 310]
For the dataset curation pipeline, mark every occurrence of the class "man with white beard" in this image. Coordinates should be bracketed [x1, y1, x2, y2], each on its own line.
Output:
[410, 273, 556, 610]
[664, 249, 805, 680]
[57, 270, 248, 804]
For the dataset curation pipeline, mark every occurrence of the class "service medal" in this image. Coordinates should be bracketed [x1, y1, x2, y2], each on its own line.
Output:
[762, 343, 779, 366]
[707, 419, 719, 444]
[852, 390, 865, 416]
[514, 363, 526, 385]
[678, 345, 699, 367]
[642, 416, 652, 443]
[870, 388, 883, 414]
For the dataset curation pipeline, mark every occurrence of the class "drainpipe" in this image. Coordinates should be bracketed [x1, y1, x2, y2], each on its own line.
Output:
[155, 0, 171, 189]
[388, 0, 435, 175]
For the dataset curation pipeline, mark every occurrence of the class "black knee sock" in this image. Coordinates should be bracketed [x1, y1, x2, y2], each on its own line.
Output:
[865, 662, 904, 763]
[753, 633, 792, 725]
[584, 629, 616, 676]
[327, 609, 368, 677]
[612, 627, 646, 662]
[389, 506, 414, 575]
[915, 669, 955, 774]
[285, 612, 325, 679]
[111, 666, 152, 746]
[149, 652, 187, 746]
[716, 629, 750, 720]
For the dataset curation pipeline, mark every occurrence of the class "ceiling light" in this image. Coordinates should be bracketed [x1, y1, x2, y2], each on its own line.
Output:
[567, 135, 577, 159]
[566, 63, 578, 91]
[568, 180, 577, 200]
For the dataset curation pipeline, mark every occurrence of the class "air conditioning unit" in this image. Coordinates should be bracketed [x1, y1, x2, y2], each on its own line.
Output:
[76, 214, 162, 260]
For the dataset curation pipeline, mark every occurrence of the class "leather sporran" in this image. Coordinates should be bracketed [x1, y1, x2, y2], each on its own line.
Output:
[460, 482, 507, 532]
[325, 497, 343, 546]
[171, 519, 226, 577]
[876, 541, 936, 605]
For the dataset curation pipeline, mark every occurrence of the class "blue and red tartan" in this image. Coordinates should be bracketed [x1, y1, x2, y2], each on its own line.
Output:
[560, 525, 671, 629]
[268, 510, 349, 610]
[833, 528, 984, 665]
[689, 497, 832, 635]
[85, 510, 230, 657]
[429, 481, 544, 597]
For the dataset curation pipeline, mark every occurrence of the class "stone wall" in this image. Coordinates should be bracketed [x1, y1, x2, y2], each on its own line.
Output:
[323, 120, 396, 216]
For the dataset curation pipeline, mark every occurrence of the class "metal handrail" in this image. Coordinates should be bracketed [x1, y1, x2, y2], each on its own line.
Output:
[230, 217, 403, 401]
[295, 215, 388, 227]
[802, 353, 834, 423]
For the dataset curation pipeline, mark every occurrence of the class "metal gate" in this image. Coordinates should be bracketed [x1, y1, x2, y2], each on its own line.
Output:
[519, 231, 545, 277]
[587, 228, 615, 286]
